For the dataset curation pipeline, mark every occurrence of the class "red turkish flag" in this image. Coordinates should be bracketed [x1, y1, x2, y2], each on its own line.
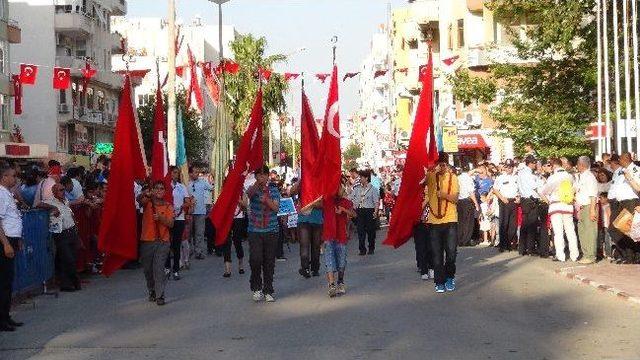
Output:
[374, 69, 388, 78]
[383, 49, 438, 249]
[53, 67, 71, 90]
[342, 72, 360, 82]
[210, 89, 264, 246]
[259, 67, 272, 81]
[284, 73, 300, 81]
[98, 75, 148, 276]
[12, 75, 22, 115]
[151, 83, 173, 203]
[442, 55, 460, 66]
[315, 73, 330, 83]
[81, 61, 97, 98]
[201, 62, 220, 105]
[314, 66, 342, 240]
[19, 64, 38, 85]
[224, 60, 240, 74]
[176, 66, 186, 78]
[299, 88, 320, 207]
[186, 46, 204, 111]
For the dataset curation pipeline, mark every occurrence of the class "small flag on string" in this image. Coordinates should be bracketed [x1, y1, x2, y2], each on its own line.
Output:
[374, 69, 388, 78]
[442, 55, 460, 66]
[284, 73, 300, 81]
[53, 67, 71, 90]
[343, 72, 360, 82]
[20, 64, 38, 85]
[315, 73, 330, 83]
[259, 67, 272, 81]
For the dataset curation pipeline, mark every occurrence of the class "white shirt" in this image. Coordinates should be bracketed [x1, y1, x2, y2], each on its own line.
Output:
[575, 169, 598, 207]
[172, 182, 189, 221]
[517, 166, 542, 199]
[70, 178, 84, 199]
[612, 163, 640, 201]
[541, 168, 574, 215]
[608, 168, 624, 201]
[494, 173, 519, 199]
[458, 172, 475, 200]
[134, 182, 143, 214]
[33, 177, 56, 207]
[0, 185, 23, 237]
[45, 197, 75, 233]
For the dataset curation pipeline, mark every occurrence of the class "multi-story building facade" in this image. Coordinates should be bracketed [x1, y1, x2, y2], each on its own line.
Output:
[9, 0, 125, 157]
[0, 1, 19, 140]
[111, 16, 237, 129]
[390, 0, 523, 163]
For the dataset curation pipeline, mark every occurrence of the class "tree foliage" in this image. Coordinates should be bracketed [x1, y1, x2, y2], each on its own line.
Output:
[137, 89, 207, 163]
[225, 34, 289, 142]
[447, 69, 497, 106]
[450, 0, 596, 158]
[343, 143, 362, 170]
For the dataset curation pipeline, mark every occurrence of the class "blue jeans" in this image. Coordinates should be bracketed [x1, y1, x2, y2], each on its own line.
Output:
[324, 241, 347, 273]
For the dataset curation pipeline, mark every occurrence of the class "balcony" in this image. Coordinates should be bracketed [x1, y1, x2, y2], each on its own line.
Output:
[7, 19, 21, 44]
[56, 55, 123, 90]
[467, 0, 485, 12]
[93, 71, 123, 91]
[410, 0, 439, 25]
[111, 0, 127, 16]
[110, 31, 124, 54]
[467, 47, 490, 69]
[54, 8, 94, 38]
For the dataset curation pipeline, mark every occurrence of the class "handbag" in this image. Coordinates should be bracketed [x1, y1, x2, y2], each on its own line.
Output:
[613, 208, 634, 236]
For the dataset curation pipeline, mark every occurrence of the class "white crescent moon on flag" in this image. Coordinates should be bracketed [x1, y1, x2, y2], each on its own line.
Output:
[327, 102, 340, 138]
[57, 71, 67, 80]
[25, 67, 33, 76]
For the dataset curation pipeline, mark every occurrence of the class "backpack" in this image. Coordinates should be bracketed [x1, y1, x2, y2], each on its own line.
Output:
[557, 179, 575, 204]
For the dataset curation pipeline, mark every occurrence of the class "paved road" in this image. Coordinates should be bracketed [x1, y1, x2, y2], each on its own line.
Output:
[2, 230, 639, 360]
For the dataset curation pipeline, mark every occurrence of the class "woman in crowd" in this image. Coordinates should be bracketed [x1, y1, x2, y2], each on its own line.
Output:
[325, 179, 355, 298]
[351, 170, 380, 256]
[222, 195, 247, 277]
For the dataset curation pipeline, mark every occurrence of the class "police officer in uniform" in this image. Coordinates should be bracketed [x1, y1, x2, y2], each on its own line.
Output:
[610, 153, 640, 259]
[517, 156, 543, 256]
[492, 160, 519, 252]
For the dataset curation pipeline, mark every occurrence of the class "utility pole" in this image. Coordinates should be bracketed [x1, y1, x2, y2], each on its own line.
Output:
[167, 0, 177, 165]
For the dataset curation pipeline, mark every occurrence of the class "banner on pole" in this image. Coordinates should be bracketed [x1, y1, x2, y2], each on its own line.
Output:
[442, 126, 459, 153]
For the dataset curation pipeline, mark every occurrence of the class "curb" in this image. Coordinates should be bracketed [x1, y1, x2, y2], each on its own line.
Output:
[555, 268, 640, 305]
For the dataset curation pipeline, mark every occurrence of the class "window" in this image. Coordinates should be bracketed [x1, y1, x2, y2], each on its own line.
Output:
[0, 96, 8, 131]
[448, 24, 453, 50]
[59, 89, 67, 105]
[97, 90, 105, 111]
[457, 19, 465, 48]
[138, 95, 144, 106]
[0, 41, 8, 75]
[87, 88, 94, 109]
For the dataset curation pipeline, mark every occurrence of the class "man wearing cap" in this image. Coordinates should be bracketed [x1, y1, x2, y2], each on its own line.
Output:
[609, 153, 640, 259]
[517, 156, 543, 256]
[492, 160, 519, 252]
[425, 155, 459, 293]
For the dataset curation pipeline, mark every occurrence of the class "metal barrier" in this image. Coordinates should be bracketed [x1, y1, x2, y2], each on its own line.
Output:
[13, 210, 53, 294]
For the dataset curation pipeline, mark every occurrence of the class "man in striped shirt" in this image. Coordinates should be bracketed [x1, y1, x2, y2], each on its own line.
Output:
[247, 165, 281, 303]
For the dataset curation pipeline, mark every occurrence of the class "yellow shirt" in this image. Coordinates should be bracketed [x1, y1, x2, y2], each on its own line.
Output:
[426, 171, 459, 225]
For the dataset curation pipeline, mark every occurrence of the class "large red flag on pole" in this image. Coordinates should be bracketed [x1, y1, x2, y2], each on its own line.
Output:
[299, 87, 320, 207]
[150, 83, 173, 203]
[186, 46, 204, 111]
[210, 89, 264, 246]
[315, 65, 342, 240]
[383, 48, 438, 249]
[98, 75, 148, 276]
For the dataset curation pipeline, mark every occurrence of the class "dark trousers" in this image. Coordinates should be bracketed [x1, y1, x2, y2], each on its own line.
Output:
[498, 200, 517, 251]
[428, 223, 457, 285]
[0, 237, 19, 323]
[457, 198, 476, 246]
[414, 222, 433, 274]
[249, 232, 277, 295]
[205, 216, 218, 255]
[298, 222, 322, 272]
[609, 199, 640, 253]
[222, 218, 246, 263]
[276, 220, 285, 258]
[165, 220, 185, 272]
[538, 202, 550, 257]
[356, 208, 376, 253]
[519, 198, 540, 255]
[53, 227, 80, 290]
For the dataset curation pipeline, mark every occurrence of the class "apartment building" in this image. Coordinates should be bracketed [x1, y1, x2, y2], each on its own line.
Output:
[390, 0, 524, 163]
[9, 0, 125, 158]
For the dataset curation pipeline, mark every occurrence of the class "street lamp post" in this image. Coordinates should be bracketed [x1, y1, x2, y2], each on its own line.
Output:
[209, 0, 231, 198]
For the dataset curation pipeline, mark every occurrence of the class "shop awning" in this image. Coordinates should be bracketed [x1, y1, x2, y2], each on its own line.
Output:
[0, 142, 49, 159]
[458, 132, 488, 149]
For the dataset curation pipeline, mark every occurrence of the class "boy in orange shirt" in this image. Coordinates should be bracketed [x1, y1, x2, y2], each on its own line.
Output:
[137, 181, 174, 306]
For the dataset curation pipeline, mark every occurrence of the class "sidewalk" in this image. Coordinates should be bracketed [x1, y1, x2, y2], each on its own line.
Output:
[556, 262, 640, 305]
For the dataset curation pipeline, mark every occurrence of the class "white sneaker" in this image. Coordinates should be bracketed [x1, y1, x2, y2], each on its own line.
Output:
[265, 294, 275, 302]
[421, 273, 430, 281]
[428, 269, 434, 279]
[252, 290, 264, 302]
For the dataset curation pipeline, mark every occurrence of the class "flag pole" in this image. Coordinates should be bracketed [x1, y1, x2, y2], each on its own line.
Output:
[167, 0, 177, 166]
[597, 0, 603, 159]
[632, 0, 640, 156]
[614, 0, 623, 153]
[623, 0, 633, 153]
[604, 0, 612, 153]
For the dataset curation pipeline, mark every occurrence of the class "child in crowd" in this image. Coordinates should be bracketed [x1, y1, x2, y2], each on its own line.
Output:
[479, 192, 494, 245]
[325, 180, 356, 298]
[488, 192, 500, 246]
[599, 193, 612, 260]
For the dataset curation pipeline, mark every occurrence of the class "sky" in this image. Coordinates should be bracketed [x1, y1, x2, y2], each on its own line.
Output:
[128, 0, 406, 120]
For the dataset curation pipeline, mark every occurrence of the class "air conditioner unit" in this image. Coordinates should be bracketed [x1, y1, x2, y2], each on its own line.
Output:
[463, 111, 482, 128]
[58, 103, 70, 114]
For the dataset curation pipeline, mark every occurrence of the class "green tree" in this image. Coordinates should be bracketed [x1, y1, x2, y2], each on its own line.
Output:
[137, 89, 207, 163]
[343, 143, 362, 170]
[450, 0, 596, 158]
[226, 34, 289, 142]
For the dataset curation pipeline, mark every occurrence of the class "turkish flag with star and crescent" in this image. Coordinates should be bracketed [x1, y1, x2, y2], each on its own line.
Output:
[20, 64, 38, 85]
[210, 88, 263, 246]
[53, 67, 71, 90]
[383, 49, 438, 249]
[150, 83, 173, 204]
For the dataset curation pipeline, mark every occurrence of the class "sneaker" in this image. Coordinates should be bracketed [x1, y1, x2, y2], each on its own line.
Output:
[578, 258, 595, 265]
[156, 297, 166, 306]
[311, 270, 320, 277]
[298, 268, 311, 279]
[265, 294, 276, 302]
[164, 268, 171, 279]
[328, 284, 337, 298]
[252, 290, 264, 302]
[276, 257, 287, 262]
[435, 284, 446, 293]
[148, 292, 156, 302]
[428, 269, 434, 279]
[445, 278, 456, 292]
[173, 272, 181, 280]
[337, 283, 346, 295]
[421, 273, 430, 281]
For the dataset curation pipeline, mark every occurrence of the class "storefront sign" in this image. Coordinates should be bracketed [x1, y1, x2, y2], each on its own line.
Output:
[442, 126, 459, 153]
[458, 133, 489, 150]
[72, 143, 94, 153]
[95, 142, 114, 155]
